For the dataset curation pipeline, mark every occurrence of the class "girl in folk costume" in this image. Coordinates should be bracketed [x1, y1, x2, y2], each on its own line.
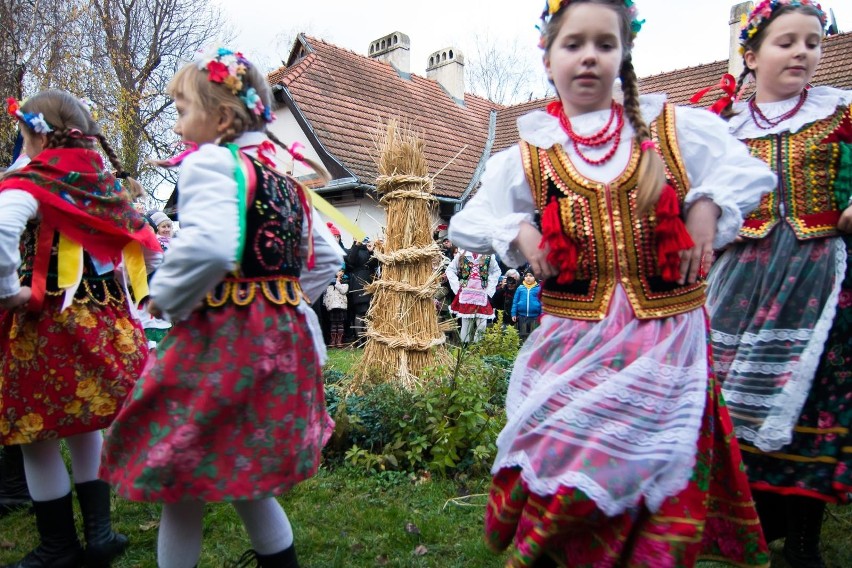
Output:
[0, 91, 161, 567]
[445, 249, 502, 343]
[449, 1, 778, 566]
[704, 2, 852, 566]
[99, 47, 343, 568]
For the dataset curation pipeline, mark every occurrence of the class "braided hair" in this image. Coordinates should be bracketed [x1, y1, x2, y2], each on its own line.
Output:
[719, 3, 824, 119]
[19, 89, 128, 176]
[541, 0, 665, 216]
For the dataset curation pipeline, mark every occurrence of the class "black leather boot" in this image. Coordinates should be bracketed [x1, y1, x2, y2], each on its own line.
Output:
[782, 495, 827, 568]
[74, 480, 128, 567]
[752, 490, 787, 543]
[0, 445, 32, 517]
[233, 544, 299, 567]
[1, 492, 84, 568]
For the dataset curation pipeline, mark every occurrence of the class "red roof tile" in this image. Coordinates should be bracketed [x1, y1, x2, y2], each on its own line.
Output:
[268, 36, 500, 200]
[268, 32, 851, 199]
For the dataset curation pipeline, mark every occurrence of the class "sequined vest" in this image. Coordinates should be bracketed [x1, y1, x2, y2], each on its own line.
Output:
[19, 225, 126, 306]
[205, 155, 305, 308]
[740, 104, 852, 240]
[521, 104, 705, 321]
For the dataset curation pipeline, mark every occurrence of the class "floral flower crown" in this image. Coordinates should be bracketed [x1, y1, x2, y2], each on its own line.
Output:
[538, 0, 644, 47]
[194, 47, 275, 123]
[739, 0, 826, 54]
[6, 97, 53, 134]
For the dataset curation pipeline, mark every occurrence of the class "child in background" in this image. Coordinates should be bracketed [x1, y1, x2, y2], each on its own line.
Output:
[323, 269, 349, 347]
[0, 90, 161, 567]
[511, 270, 541, 341]
[706, 2, 852, 566]
[100, 47, 342, 568]
[449, 1, 777, 566]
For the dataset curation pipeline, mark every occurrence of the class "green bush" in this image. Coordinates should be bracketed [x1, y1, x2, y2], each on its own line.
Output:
[325, 321, 518, 478]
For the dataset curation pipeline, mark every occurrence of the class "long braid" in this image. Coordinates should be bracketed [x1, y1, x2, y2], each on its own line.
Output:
[620, 55, 665, 217]
[720, 66, 752, 120]
[96, 134, 128, 179]
[266, 130, 330, 185]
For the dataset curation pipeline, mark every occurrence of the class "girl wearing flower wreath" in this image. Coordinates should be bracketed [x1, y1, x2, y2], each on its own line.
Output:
[702, 2, 852, 566]
[0, 90, 161, 567]
[98, 47, 342, 568]
[449, 1, 778, 566]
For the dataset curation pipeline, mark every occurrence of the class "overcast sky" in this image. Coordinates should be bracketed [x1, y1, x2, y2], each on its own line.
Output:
[217, 0, 851, 88]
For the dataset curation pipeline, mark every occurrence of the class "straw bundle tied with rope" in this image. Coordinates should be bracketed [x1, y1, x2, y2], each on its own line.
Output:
[351, 119, 453, 390]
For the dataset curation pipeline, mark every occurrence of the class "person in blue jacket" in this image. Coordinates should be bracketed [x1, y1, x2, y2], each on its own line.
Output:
[511, 270, 542, 341]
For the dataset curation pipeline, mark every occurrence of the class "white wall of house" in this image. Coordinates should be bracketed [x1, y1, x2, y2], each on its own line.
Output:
[317, 199, 387, 249]
[266, 108, 326, 181]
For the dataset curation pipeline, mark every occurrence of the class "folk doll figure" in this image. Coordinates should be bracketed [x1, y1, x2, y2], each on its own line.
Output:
[445, 249, 502, 343]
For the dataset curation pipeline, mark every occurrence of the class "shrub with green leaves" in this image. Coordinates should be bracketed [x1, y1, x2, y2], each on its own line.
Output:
[325, 321, 518, 478]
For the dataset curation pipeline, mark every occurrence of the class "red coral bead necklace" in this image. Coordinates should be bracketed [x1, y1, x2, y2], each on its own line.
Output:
[556, 101, 624, 166]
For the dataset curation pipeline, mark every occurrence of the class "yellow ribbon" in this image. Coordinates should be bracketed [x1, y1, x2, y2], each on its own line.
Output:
[123, 242, 149, 304]
[57, 234, 83, 290]
[307, 189, 366, 242]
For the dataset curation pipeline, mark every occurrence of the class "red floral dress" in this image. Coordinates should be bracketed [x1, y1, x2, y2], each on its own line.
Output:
[101, 155, 333, 503]
[0, 149, 159, 445]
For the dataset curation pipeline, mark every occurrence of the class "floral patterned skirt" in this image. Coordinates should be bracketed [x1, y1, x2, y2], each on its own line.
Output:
[0, 295, 145, 445]
[708, 227, 852, 502]
[485, 378, 769, 568]
[100, 300, 333, 503]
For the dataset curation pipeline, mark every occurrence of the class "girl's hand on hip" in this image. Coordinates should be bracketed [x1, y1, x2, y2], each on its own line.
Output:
[514, 221, 558, 281]
[679, 198, 720, 285]
[0, 287, 32, 312]
[838, 205, 852, 234]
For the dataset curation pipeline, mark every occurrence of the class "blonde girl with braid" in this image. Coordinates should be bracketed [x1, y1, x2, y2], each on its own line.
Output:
[0, 90, 161, 567]
[449, 1, 778, 566]
[704, 2, 852, 567]
[100, 47, 342, 568]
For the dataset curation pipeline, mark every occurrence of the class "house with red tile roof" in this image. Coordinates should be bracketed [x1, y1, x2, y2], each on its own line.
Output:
[267, 4, 851, 243]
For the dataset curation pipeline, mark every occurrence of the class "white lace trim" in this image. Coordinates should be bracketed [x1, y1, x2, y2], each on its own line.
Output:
[723, 238, 847, 451]
[711, 327, 815, 346]
[496, 446, 698, 516]
[729, 86, 852, 137]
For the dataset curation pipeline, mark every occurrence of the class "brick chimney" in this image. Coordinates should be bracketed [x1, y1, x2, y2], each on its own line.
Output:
[368, 32, 410, 74]
[729, 2, 754, 77]
[426, 47, 465, 102]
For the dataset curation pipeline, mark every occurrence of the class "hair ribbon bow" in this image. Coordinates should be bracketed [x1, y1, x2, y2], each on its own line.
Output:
[690, 74, 738, 115]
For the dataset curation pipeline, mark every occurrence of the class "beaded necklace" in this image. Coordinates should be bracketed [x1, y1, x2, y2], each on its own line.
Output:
[556, 102, 625, 166]
[748, 90, 808, 130]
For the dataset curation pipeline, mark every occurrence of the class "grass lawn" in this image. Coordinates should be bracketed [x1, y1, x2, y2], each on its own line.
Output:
[2, 347, 851, 566]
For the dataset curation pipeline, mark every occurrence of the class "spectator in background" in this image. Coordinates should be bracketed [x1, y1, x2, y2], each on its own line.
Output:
[512, 270, 542, 341]
[346, 237, 378, 342]
[492, 269, 520, 327]
[323, 269, 349, 347]
[149, 211, 174, 252]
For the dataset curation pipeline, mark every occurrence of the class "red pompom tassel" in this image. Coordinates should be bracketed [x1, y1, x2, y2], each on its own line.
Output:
[654, 185, 694, 282]
[539, 197, 578, 285]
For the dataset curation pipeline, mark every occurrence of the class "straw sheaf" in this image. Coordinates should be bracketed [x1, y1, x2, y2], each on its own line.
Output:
[351, 119, 451, 391]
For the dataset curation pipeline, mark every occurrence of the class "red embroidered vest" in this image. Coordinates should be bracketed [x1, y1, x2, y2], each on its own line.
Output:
[521, 104, 705, 320]
[740, 104, 852, 240]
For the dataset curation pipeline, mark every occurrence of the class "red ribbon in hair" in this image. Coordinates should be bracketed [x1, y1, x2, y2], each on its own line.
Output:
[690, 74, 737, 115]
[286, 141, 307, 165]
[255, 140, 277, 168]
[539, 197, 578, 285]
[654, 185, 694, 282]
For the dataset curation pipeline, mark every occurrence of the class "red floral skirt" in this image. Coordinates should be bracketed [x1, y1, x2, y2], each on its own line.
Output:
[450, 295, 495, 317]
[485, 378, 769, 567]
[101, 300, 333, 503]
[0, 295, 145, 445]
